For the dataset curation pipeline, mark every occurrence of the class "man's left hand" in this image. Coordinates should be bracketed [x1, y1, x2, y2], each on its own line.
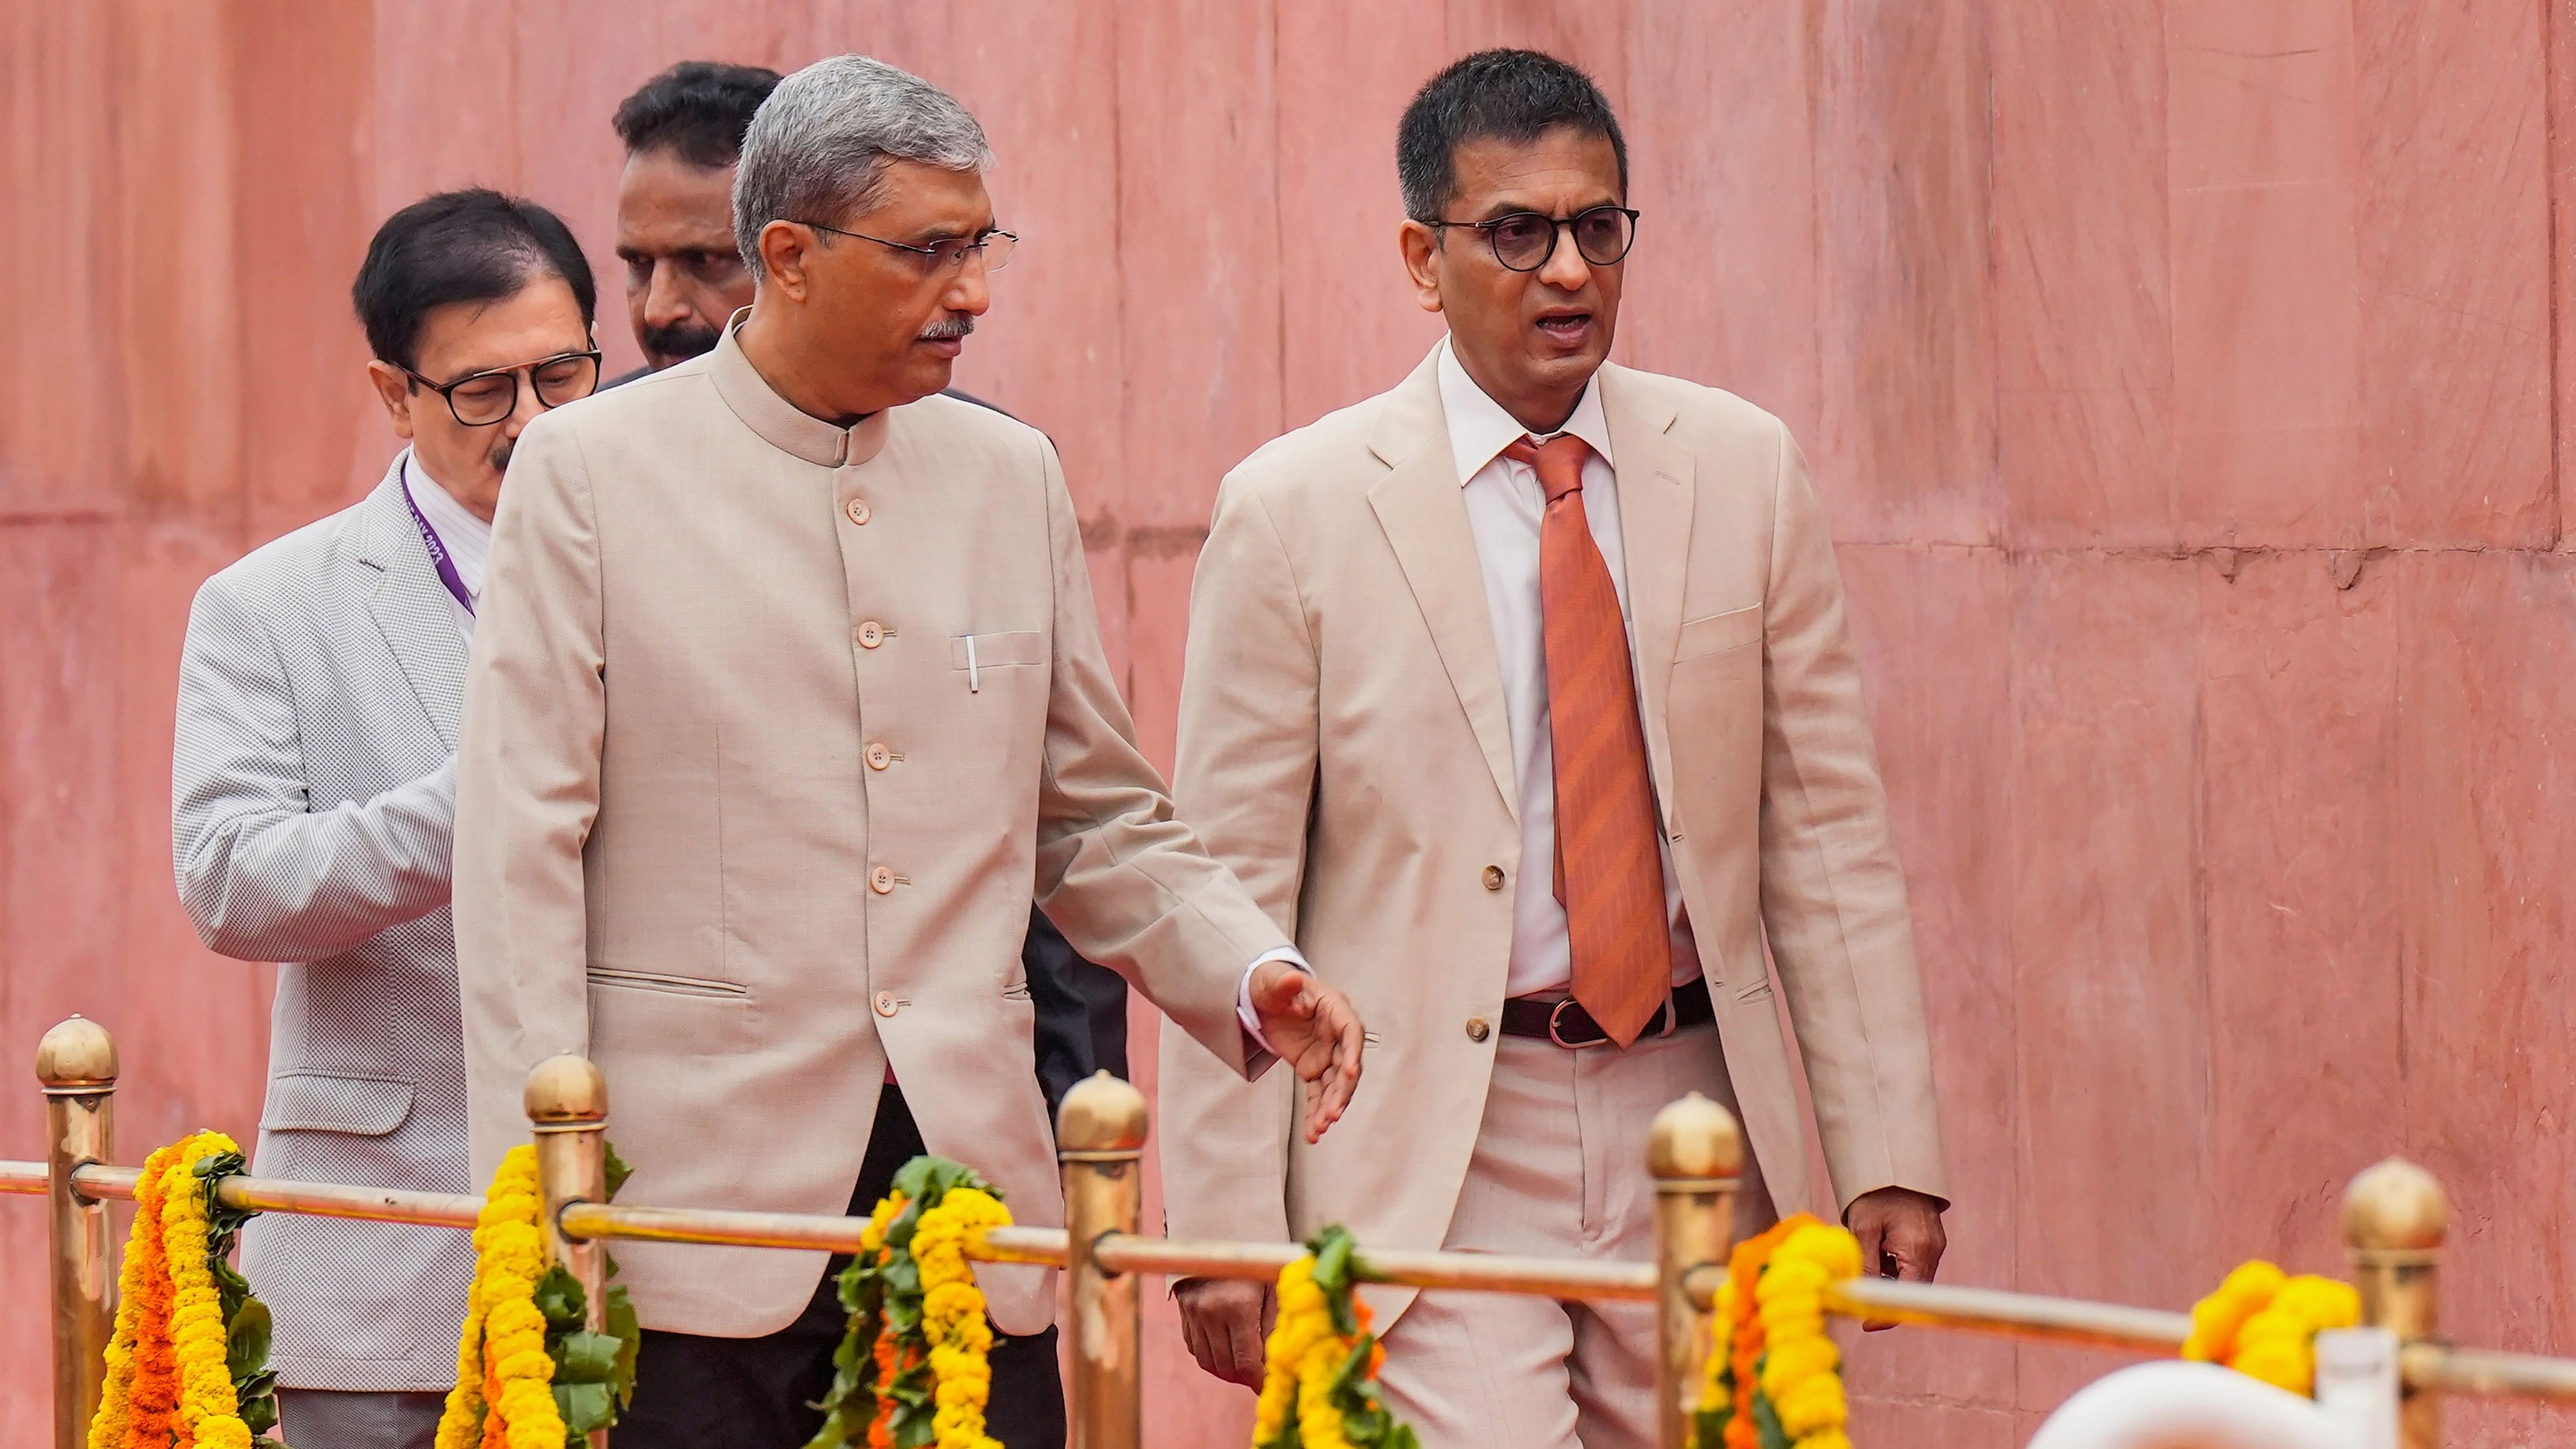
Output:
[1843, 1185, 1948, 1332]
[1247, 960, 1365, 1143]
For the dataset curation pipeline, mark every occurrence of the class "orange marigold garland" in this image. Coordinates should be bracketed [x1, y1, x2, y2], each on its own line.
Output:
[437, 1145, 640, 1449]
[88, 1131, 281, 1449]
[1251, 1225, 1419, 1449]
[2183, 1260, 2361, 1397]
[1694, 1215, 1862, 1449]
[807, 1157, 1013, 1449]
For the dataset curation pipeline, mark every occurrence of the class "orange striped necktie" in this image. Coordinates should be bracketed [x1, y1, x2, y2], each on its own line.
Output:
[1503, 433, 1675, 1048]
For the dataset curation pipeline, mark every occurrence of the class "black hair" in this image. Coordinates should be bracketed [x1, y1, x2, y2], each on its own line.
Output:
[613, 60, 784, 168]
[1396, 49, 1628, 221]
[350, 189, 597, 371]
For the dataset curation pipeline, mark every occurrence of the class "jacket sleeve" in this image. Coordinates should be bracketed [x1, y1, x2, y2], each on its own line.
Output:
[171, 575, 455, 962]
[1025, 437, 1293, 1080]
[1157, 473, 1314, 1246]
[451, 415, 606, 1180]
[1755, 420, 1950, 1209]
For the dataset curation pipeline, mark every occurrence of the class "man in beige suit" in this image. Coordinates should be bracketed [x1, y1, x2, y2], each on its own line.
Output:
[1161, 50, 1948, 1446]
[452, 55, 1363, 1449]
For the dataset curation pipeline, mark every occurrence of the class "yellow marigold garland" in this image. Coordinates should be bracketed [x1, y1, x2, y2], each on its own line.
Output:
[2183, 1260, 2361, 1396]
[807, 1158, 1013, 1449]
[1693, 1216, 1859, 1449]
[88, 1131, 280, 1449]
[437, 1145, 639, 1449]
[1252, 1225, 1419, 1449]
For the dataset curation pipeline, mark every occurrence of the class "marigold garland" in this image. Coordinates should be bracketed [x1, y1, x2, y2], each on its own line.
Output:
[1252, 1226, 1419, 1449]
[437, 1145, 639, 1449]
[88, 1131, 280, 1449]
[807, 1157, 1013, 1449]
[2183, 1260, 2361, 1396]
[1692, 1216, 1859, 1449]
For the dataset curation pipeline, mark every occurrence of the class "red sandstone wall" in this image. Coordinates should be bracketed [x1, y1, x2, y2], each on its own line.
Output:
[6, 3, 2575, 1444]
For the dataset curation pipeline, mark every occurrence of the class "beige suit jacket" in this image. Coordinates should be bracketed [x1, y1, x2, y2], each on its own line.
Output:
[454, 323, 1289, 1338]
[1159, 350, 1946, 1302]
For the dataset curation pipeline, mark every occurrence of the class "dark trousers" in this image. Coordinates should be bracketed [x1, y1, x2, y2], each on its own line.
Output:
[617, 1086, 1067, 1448]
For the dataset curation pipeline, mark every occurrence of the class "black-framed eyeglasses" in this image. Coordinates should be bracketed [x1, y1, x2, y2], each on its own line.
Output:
[793, 219, 1019, 274]
[403, 350, 602, 426]
[1430, 206, 1639, 272]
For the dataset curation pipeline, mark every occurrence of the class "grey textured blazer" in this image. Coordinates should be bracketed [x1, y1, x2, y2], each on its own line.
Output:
[171, 452, 471, 1393]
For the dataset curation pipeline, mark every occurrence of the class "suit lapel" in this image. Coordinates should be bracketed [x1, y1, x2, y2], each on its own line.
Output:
[357, 454, 470, 750]
[1601, 365, 1695, 812]
[1366, 354, 1519, 820]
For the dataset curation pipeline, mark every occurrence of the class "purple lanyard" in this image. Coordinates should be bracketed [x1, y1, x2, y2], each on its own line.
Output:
[401, 469, 476, 617]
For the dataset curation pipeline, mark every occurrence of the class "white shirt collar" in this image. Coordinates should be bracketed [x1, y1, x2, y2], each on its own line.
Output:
[401, 449, 493, 598]
[1434, 335, 1616, 487]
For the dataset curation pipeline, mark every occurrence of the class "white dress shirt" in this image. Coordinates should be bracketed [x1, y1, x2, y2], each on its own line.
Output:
[403, 451, 490, 639]
[1438, 337, 1702, 999]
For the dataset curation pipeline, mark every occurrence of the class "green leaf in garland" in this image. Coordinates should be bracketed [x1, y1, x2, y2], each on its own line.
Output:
[227, 1296, 274, 1380]
[1309, 1226, 1361, 1338]
[605, 1283, 640, 1410]
[555, 1381, 617, 1435]
[236, 1366, 280, 1438]
[534, 1265, 588, 1332]
[554, 1329, 623, 1384]
[603, 1141, 634, 1201]
[1748, 1369, 1793, 1449]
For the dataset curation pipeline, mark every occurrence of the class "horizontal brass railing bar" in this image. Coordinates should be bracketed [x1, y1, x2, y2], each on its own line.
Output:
[2404, 1344, 2576, 1402]
[1819, 1277, 2192, 1354]
[1091, 1233, 1661, 1301]
[560, 1200, 1068, 1266]
[0, 1160, 42, 1194]
[48, 1163, 477, 1228]
[66, 1167, 141, 1203]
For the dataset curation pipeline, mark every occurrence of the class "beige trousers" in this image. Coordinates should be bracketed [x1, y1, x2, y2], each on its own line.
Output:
[1373, 1021, 1773, 1449]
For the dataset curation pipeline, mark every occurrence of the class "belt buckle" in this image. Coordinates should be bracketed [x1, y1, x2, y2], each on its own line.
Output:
[1547, 999, 1606, 1049]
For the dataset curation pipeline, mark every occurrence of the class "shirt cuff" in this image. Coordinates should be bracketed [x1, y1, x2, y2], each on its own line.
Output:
[1236, 947, 1311, 1056]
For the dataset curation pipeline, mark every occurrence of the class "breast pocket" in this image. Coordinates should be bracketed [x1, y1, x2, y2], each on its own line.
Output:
[1675, 603, 1764, 663]
[951, 630, 1047, 691]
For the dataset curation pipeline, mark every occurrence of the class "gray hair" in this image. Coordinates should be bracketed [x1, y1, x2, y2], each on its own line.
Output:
[731, 54, 992, 281]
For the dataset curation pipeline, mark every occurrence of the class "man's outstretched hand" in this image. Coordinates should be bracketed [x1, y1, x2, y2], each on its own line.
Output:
[1247, 959, 1365, 1143]
[1845, 1184, 1948, 1331]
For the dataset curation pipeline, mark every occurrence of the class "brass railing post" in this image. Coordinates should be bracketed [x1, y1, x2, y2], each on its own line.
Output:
[1650, 1092, 1743, 1449]
[2346, 1157, 2448, 1449]
[39, 1016, 117, 1449]
[1058, 1071, 1146, 1449]
[527, 1055, 610, 1445]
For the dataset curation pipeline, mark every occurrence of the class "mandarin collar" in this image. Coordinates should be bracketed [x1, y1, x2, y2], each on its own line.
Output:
[706, 308, 890, 469]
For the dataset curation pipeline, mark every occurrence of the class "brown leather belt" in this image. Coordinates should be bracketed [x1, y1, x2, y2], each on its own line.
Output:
[1500, 982, 1716, 1048]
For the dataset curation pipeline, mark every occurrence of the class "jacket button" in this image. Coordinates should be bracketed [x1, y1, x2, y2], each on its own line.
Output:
[866, 743, 892, 771]
[1481, 865, 1506, 891]
[869, 866, 895, 894]
[874, 991, 898, 1018]
[856, 621, 886, 649]
[845, 497, 872, 526]
[1465, 1017, 1491, 1042]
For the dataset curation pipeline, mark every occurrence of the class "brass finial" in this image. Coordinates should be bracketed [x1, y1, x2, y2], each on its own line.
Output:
[35, 1016, 118, 1093]
[523, 1054, 609, 1126]
[1057, 1071, 1150, 1154]
[1648, 1092, 1743, 1183]
[2344, 1156, 2448, 1254]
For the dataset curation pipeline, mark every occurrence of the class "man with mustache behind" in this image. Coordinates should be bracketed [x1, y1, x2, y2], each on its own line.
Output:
[453, 56, 1369, 1449]
[607, 58, 1135, 1129]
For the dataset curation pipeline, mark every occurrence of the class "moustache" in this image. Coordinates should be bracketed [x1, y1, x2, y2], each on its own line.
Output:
[918, 314, 976, 342]
[642, 320, 721, 362]
[487, 437, 514, 475]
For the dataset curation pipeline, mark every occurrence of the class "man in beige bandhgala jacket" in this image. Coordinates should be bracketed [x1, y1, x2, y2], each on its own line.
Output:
[1161, 50, 1947, 1448]
[452, 55, 1362, 1449]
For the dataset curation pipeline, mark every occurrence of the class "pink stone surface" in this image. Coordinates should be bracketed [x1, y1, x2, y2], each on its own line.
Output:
[11, 3, 2576, 1445]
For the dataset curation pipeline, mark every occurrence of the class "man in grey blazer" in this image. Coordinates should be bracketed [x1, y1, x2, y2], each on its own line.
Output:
[172, 189, 602, 1449]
